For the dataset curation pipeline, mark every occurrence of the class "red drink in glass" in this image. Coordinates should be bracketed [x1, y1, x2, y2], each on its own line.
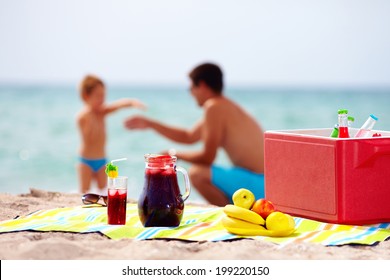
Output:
[107, 176, 128, 225]
[108, 188, 127, 225]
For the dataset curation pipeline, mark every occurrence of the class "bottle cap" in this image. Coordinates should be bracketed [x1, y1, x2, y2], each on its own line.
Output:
[338, 109, 348, 114]
[348, 116, 354, 122]
[370, 114, 378, 121]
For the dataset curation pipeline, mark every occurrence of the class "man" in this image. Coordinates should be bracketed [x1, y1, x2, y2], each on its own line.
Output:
[124, 63, 265, 206]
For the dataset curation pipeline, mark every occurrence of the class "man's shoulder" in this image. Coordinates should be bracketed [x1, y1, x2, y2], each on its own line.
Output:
[203, 98, 237, 123]
[204, 96, 229, 108]
[204, 97, 238, 112]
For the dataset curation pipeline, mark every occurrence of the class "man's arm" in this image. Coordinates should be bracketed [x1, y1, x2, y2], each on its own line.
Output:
[175, 105, 223, 165]
[125, 116, 203, 144]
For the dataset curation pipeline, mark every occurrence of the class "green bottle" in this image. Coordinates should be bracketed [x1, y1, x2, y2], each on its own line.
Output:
[330, 124, 339, 138]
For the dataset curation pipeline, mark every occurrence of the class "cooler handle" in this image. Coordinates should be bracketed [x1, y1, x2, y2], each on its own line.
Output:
[354, 141, 390, 168]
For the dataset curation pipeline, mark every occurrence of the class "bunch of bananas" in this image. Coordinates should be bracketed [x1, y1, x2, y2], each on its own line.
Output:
[221, 189, 295, 237]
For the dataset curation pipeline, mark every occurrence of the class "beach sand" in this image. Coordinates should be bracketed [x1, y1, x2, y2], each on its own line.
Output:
[0, 189, 389, 260]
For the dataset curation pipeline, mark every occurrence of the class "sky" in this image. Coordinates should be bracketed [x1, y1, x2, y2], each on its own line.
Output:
[0, 0, 390, 87]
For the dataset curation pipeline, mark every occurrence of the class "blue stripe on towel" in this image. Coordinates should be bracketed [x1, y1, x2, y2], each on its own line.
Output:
[136, 227, 166, 240]
[327, 228, 379, 245]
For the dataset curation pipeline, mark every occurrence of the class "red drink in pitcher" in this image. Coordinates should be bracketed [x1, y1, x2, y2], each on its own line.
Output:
[138, 154, 191, 227]
[139, 168, 184, 227]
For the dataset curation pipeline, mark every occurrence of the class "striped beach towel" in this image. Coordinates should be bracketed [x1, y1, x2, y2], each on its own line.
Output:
[0, 204, 389, 246]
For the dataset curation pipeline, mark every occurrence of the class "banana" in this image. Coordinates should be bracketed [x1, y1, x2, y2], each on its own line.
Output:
[223, 204, 265, 225]
[222, 216, 295, 237]
[221, 216, 270, 236]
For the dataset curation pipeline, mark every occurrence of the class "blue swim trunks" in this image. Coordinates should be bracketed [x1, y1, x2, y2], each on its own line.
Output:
[211, 165, 265, 203]
[80, 157, 107, 173]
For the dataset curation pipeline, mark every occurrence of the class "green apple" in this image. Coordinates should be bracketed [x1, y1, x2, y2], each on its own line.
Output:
[232, 188, 255, 209]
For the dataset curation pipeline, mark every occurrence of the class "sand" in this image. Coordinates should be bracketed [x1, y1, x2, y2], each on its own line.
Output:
[0, 188, 389, 260]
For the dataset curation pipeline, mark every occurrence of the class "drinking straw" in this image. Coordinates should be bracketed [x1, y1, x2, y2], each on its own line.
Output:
[111, 158, 127, 164]
[168, 148, 177, 156]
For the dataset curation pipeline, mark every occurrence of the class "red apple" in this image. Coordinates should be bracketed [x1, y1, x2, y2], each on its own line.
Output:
[251, 199, 276, 219]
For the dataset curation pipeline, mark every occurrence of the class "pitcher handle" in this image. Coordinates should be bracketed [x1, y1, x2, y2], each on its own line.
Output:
[176, 166, 191, 201]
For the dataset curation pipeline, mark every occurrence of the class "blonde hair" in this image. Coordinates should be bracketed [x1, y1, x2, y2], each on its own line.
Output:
[79, 75, 105, 100]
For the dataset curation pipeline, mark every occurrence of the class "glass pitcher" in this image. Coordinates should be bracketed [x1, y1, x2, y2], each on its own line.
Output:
[138, 154, 191, 227]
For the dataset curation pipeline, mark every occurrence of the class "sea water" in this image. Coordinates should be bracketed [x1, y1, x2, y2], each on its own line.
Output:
[0, 85, 389, 203]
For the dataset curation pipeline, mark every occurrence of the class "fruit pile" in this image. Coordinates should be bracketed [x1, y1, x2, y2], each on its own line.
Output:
[221, 188, 295, 237]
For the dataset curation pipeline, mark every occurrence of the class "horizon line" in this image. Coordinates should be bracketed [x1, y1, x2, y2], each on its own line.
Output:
[1, 81, 390, 91]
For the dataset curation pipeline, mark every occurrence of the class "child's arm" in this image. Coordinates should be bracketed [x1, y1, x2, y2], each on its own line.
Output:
[104, 98, 146, 114]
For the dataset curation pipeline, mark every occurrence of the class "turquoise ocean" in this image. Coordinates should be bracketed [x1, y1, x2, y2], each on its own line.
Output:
[1, 86, 389, 203]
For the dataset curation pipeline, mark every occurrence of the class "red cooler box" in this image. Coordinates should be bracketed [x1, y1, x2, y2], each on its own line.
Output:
[264, 128, 390, 225]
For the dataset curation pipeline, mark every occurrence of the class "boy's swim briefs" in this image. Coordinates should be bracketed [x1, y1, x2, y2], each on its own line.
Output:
[80, 157, 107, 173]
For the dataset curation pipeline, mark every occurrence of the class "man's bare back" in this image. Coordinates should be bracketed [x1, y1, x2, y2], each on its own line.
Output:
[203, 96, 264, 173]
